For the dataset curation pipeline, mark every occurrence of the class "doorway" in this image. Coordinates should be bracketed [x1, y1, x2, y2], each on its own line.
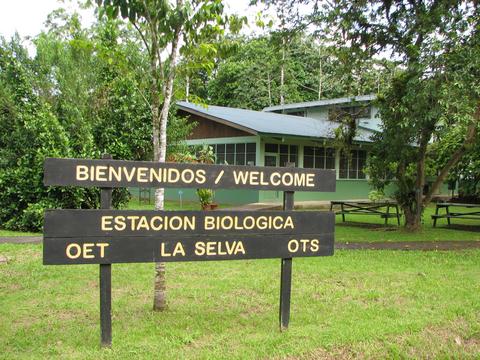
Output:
[264, 153, 278, 167]
[263, 153, 280, 201]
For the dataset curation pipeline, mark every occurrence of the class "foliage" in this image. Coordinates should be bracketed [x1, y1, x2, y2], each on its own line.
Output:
[195, 144, 215, 164]
[368, 190, 386, 203]
[0, 12, 166, 231]
[195, 144, 215, 206]
[166, 111, 197, 161]
[0, 36, 93, 231]
[196, 188, 214, 207]
[205, 34, 394, 110]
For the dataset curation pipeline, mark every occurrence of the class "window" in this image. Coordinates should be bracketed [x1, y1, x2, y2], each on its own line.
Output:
[265, 143, 278, 153]
[328, 105, 371, 122]
[286, 110, 306, 117]
[212, 142, 256, 165]
[266, 143, 298, 167]
[339, 149, 367, 179]
[246, 143, 256, 165]
[304, 146, 335, 170]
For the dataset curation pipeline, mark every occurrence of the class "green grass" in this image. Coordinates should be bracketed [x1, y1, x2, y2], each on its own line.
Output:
[0, 229, 41, 237]
[0, 244, 479, 358]
[126, 198, 203, 211]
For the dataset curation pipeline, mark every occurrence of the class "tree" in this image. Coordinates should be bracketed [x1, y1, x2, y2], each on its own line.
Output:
[321, 1, 480, 229]
[252, 0, 305, 105]
[96, 0, 227, 310]
[206, 34, 393, 110]
[0, 36, 104, 231]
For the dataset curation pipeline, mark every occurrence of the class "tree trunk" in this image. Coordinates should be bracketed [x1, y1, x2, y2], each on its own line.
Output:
[267, 72, 272, 107]
[186, 74, 190, 102]
[153, 18, 182, 312]
[396, 160, 422, 230]
[403, 205, 421, 231]
[318, 48, 322, 100]
[280, 38, 285, 106]
[411, 135, 428, 230]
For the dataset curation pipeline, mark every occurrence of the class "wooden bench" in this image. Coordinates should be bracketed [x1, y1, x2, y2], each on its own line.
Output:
[432, 202, 480, 227]
[330, 201, 401, 225]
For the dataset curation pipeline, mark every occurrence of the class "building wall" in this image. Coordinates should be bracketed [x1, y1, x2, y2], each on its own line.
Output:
[180, 111, 253, 139]
[183, 134, 375, 204]
[165, 188, 260, 205]
[305, 103, 382, 132]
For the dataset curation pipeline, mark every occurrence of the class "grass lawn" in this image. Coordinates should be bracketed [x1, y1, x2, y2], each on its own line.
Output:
[0, 229, 41, 237]
[0, 243, 479, 359]
[126, 198, 203, 211]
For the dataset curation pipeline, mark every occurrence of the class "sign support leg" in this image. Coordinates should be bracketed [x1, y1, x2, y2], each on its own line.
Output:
[279, 257, 292, 331]
[280, 187, 294, 331]
[100, 264, 112, 347]
[100, 154, 112, 347]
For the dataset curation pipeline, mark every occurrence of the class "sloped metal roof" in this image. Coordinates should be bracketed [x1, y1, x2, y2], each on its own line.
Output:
[263, 95, 376, 112]
[177, 101, 374, 142]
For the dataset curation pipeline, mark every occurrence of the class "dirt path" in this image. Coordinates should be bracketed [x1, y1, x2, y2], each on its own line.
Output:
[0, 236, 42, 244]
[1, 236, 479, 251]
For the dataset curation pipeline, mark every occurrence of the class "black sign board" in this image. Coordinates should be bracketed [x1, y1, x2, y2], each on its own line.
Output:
[44, 157, 336, 192]
[43, 210, 334, 265]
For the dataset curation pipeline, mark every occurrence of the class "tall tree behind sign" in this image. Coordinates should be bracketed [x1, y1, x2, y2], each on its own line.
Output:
[96, 0, 228, 311]
[314, 0, 480, 230]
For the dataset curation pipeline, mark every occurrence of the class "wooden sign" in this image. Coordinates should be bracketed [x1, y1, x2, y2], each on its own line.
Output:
[43, 210, 334, 265]
[42, 156, 337, 345]
[44, 158, 336, 192]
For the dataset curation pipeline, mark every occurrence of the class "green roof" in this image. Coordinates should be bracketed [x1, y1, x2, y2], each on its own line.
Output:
[177, 101, 374, 142]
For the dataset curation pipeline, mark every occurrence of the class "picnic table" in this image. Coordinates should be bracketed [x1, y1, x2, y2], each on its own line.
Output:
[432, 202, 480, 227]
[330, 200, 401, 225]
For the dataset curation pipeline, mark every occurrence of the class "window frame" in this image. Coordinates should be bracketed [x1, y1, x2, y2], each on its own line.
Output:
[339, 149, 367, 180]
[303, 146, 336, 170]
[212, 142, 257, 166]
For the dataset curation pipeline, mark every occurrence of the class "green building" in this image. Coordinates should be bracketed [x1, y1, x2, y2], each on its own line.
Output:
[161, 95, 383, 204]
[162, 95, 445, 205]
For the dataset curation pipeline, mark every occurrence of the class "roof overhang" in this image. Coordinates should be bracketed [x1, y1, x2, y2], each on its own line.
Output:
[259, 133, 373, 145]
[263, 95, 376, 112]
[177, 103, 258, 135]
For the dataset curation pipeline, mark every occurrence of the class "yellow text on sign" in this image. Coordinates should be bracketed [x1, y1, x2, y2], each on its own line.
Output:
[160, 240, 246, 257]
[287, 239, 320, 253]
[66, 243, 110, 259]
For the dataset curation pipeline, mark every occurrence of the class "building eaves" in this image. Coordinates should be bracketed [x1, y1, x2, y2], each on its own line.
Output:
[262, 95, 376, 112]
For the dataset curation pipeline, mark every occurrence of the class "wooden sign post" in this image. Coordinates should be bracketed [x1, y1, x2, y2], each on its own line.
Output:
[43, 157, 336, 347]
[280, 162, 294, 331]
[99, 154, 112, 347]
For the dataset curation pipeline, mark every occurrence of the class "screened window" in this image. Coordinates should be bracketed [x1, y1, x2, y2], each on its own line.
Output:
[286, 110, 306, 117]
[212, 142, 256, 165]
[303, 146, 335, 170]
[265, 143, 298, 167]
[339, 150, 367, 179]
[328, 105, 371, 122]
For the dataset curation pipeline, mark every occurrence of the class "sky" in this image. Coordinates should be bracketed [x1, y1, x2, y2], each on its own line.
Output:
[0, 0, 266, 41]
